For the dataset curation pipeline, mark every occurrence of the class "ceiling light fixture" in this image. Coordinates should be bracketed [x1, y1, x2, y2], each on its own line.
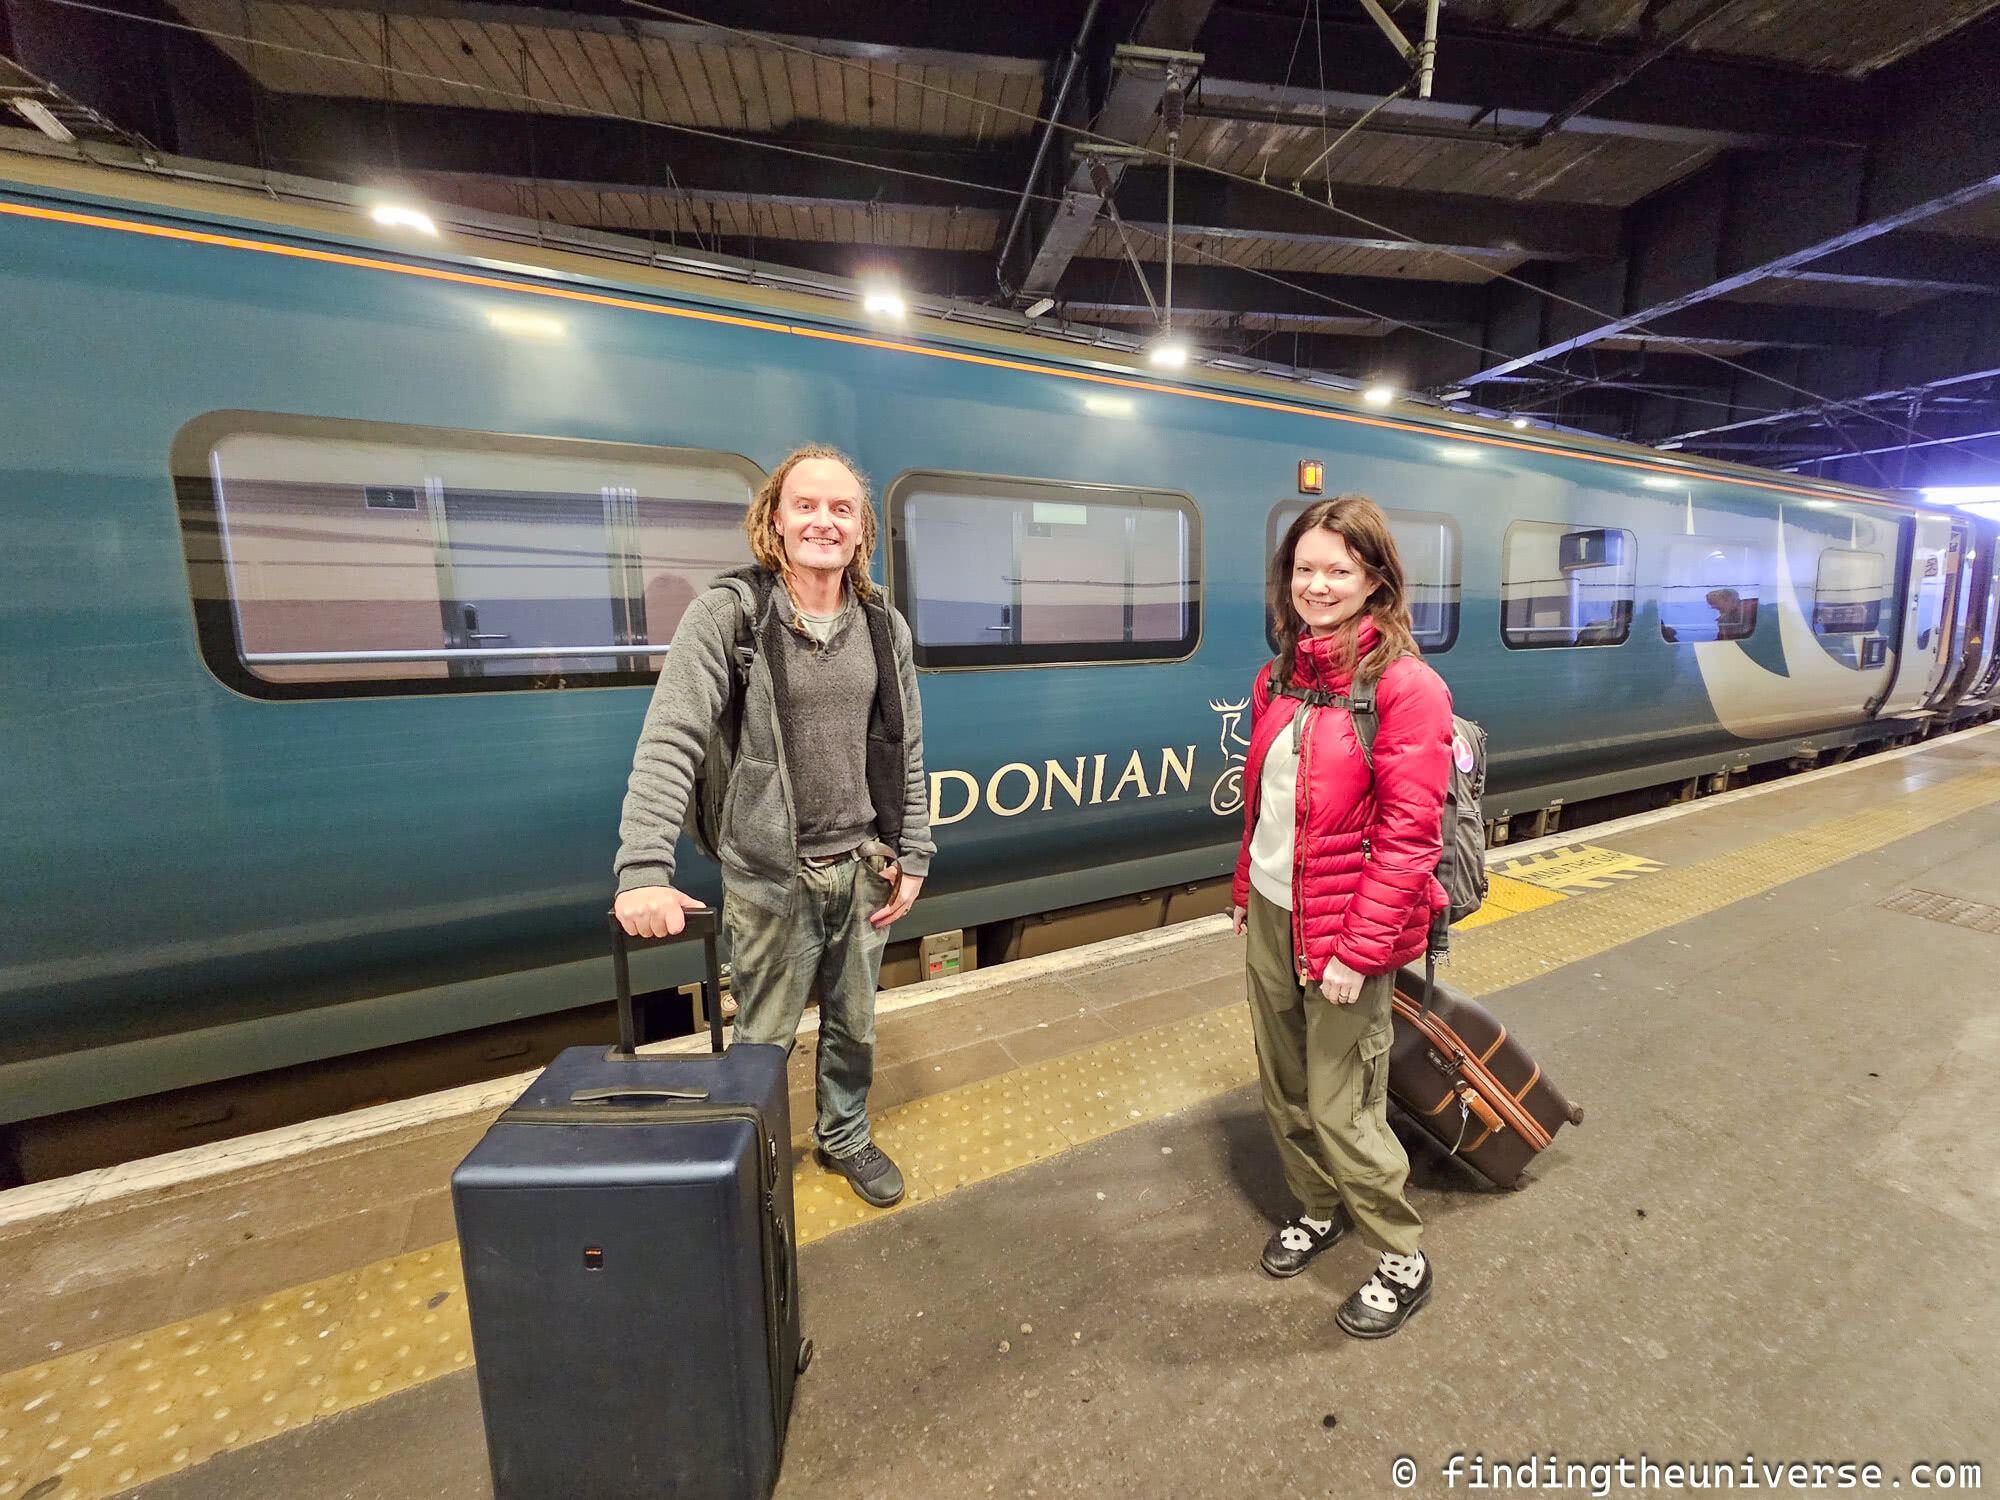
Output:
[1509, 416, 1531, 430]
[370, 203, 438, 236]
[1147, 337, 1190, 370]
[1023, 296, 1055, 319]
[1362, 384, 1395, 407]
[862, 284, 907, 320]
[10, 99, 75, 144]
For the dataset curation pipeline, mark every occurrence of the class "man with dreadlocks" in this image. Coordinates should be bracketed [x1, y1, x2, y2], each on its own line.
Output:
[614, 446, 935, 1208]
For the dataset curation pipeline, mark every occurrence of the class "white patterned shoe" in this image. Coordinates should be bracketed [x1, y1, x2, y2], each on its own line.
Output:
[1336, 1250, 1433, 1338]
[1259, 1211, 1347, 1278]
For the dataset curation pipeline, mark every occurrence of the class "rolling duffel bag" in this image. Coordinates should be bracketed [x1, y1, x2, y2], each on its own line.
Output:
[1387, 954, 1584, 1189]
[452, 910, 808, 1500]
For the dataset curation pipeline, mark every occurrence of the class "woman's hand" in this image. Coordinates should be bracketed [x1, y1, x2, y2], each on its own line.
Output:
[1318, 956, 1365, 1004]
[1230, 904, 1247, 936]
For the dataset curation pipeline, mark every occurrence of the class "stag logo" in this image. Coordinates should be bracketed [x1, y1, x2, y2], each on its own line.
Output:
[1208, 697, 1251, 816]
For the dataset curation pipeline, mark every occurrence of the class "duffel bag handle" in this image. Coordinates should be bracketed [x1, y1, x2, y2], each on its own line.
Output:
[606, 910, 725, 1058]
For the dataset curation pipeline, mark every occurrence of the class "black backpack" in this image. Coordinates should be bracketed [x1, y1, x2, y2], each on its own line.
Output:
[685, 569, 906, 860]
[686, 574, 766, 862]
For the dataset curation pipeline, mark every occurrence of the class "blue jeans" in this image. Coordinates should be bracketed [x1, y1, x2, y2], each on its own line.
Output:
[724, 857, 892, 1158]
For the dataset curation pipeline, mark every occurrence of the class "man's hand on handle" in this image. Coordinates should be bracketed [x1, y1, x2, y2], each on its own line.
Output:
[614, 885, 709, 939]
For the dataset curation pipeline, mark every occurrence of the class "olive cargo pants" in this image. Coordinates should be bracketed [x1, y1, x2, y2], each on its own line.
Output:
[1244, 889, 1424, 1256]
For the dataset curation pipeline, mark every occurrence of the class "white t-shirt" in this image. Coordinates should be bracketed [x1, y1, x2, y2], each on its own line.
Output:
[1248, 716, 1298, 910]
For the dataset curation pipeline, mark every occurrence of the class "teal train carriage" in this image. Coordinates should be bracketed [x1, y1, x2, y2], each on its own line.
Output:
[3, 151, 1996, 1137]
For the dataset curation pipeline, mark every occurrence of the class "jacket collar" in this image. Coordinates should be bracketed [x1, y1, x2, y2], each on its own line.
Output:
[1292, 616, 1379, 692]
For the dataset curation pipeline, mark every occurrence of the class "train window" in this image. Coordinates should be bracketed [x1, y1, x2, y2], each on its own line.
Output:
[1501, 521, 1636, 649]
[1811, 548, 1892, 667]
[1659, 539, 1762, 644]
[173, 412, 759, 698]
[1264, 502, 1461, 653]
[888, 472, 1201, 668]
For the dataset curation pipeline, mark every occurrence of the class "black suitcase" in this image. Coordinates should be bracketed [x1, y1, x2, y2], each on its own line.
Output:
[452, 911, 808, 1500]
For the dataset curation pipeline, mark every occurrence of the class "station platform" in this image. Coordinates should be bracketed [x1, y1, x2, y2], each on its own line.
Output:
[5, 725, 1998, 1500]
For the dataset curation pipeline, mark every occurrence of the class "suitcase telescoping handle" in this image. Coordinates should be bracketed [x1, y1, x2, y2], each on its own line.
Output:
[606, 909, 725, 1058]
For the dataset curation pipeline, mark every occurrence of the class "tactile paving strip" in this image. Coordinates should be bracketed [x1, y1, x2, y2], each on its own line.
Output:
[6, 763, 2000, 1499]
[1451, 872, 1569, 930]
[1441, 766, 2000, 998]
[0, 1247, 468, 1500]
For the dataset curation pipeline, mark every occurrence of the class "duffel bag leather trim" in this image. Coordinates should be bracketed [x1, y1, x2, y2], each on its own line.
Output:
[1391, 994, 1554, 1153]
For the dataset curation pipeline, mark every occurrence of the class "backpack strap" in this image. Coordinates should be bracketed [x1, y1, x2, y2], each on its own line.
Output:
[1344, 679, 1380, 770]
[1273, 677, 1379, 769]
[713, 569, 769, 754]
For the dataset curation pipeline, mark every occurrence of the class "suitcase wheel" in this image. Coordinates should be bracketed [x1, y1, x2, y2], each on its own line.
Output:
[797, 1339, 816, 1375]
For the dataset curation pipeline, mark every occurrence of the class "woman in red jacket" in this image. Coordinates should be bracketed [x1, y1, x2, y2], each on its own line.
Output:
[1230, 493, 1453, 1339]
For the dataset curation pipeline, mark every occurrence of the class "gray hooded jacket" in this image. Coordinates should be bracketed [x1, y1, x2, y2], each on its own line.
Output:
[614, 568, 936, 916]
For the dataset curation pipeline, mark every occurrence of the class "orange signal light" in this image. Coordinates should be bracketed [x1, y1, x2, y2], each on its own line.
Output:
[1298, 459, 1324, 494]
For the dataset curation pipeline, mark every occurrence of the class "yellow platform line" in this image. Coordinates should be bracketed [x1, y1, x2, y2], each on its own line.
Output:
[6, 763, 2000, 1500]
[1451, 872, 1569, 931]
[1441, 764, 2000, 998]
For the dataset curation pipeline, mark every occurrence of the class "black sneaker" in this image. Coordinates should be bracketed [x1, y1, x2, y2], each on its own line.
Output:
[813, 1142, 905, 1208]
[1336, 1251, 1433, 1339]
[1259, 1211, 1348, 1278]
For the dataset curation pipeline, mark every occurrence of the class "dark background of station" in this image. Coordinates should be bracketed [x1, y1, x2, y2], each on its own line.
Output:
[6, 0, 2000, 489]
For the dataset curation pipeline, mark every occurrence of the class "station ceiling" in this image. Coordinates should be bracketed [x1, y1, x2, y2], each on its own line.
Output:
[7, 0, 2000, 487]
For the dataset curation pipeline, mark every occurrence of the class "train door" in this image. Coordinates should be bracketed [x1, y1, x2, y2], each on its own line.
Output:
[1929, 518, 1997, 713]
[1968, 520, 2000, 705]
[1875, 512, 1956, 719]
[1918, 520, 1973, 707]
[435, 487, 623, 679]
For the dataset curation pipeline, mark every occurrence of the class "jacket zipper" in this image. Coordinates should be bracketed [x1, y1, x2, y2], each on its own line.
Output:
[1289, 694, 1368, 983]
[1291, 703, 1315, 981]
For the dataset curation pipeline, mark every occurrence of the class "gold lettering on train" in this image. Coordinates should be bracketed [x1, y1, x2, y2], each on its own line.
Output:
[930, 769, 981, 828]
[986, 762, 1039, 817]
[1106, 750, 1151, 802]
[928, 745, 1201, 825]
[1042, 757, 1087, 811]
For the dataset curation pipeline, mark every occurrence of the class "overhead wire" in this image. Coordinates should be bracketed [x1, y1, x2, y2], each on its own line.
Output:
[34, 0, 1974, 464]
[36, 0, 1612, 397]
[612, 0, 1988, 465]
[37, 0, 1799, 425]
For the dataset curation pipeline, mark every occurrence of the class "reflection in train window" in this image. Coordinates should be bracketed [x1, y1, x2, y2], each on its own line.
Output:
[1501, 521, 1636, 649]
[1263, 502, 1461, 653]
[172, 413, 759, 698]
[889, 472, 1201, 668]
[1812, 547, 1892, 668]
[1659, 538, 1762, 644]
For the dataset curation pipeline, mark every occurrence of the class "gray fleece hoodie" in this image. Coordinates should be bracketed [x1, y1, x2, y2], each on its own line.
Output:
[614, 569, 936, 917]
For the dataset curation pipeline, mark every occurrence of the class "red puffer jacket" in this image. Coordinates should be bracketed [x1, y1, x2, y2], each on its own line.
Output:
[1231, 620, 1453, 979]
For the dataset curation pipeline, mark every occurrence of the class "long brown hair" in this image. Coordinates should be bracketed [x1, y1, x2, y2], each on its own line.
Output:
[744, 444, 878, 601]
[1268, 493, 1421, 690]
